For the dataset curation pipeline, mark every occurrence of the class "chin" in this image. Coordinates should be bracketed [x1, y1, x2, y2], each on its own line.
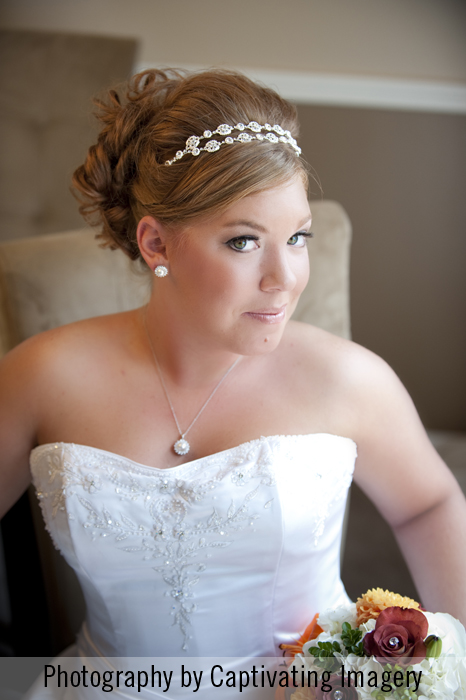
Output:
[230, 327, 285, 356]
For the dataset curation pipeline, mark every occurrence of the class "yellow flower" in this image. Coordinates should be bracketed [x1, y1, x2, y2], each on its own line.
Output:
[356, 588, 421, 625]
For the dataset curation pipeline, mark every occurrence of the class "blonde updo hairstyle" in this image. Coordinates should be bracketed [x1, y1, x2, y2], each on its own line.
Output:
[72, 68, 308, 261]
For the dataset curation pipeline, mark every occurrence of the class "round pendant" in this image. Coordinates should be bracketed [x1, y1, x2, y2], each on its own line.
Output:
[174, 438, 190, 456]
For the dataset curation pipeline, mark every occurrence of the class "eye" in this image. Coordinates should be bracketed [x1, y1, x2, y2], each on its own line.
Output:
[288, 231, 313, 247]
[226, 236, 259, 252]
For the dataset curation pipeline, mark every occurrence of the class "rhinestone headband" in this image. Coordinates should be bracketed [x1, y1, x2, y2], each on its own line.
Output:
[165, 121, 301, 165]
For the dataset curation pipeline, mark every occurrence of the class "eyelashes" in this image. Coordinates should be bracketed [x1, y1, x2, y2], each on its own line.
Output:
[288, 231, 314, 246]
[226, 231, 313, 252]
[227, 236, 258, 252]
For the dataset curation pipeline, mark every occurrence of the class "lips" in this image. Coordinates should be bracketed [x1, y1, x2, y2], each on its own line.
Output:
[244, 305, 287, 324]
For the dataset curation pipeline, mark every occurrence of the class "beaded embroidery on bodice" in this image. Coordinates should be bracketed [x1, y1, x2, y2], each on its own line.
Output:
[30, 434, 356, 658]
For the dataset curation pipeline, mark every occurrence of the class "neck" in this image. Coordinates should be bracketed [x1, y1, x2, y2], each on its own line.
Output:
[141, 301, 244, 390]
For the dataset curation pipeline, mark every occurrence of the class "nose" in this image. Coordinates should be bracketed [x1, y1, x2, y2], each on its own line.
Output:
[259, 247, 297, 293]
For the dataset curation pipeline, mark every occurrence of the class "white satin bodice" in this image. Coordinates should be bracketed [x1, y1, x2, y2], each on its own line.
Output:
[30, 434, 356, 660]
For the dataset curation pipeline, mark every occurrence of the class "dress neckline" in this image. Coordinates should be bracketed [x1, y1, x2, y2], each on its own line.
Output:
[30, 433, 357, 475]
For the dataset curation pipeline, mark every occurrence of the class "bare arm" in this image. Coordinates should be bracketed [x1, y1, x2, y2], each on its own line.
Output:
[0, 338, 43, 518]
[392, 488, 466, 620]
[349, 347, 466, 624]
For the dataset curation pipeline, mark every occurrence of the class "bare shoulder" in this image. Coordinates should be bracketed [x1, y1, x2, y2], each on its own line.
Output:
[282, 319, 432, 441]
[279, 319, 379, 387]
[0, 310, 141, 422]
[0, 312, 134, 517]
[2, 310, 138, 374]
[271, 319, 378, 435]
[281, 321, 462, 527]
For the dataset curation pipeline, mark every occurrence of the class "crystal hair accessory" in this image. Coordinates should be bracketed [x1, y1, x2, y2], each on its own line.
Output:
[165, 121, 301, 166]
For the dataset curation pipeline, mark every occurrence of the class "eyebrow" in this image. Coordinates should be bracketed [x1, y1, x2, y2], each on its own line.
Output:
[222, 215, 312, 233]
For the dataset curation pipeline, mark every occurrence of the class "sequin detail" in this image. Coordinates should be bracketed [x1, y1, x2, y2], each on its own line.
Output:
[30, 435, 356, 651]
[31, 439, 277, 650]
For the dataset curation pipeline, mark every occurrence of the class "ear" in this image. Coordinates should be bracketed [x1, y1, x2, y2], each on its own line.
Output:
[136, 216, 170, 272]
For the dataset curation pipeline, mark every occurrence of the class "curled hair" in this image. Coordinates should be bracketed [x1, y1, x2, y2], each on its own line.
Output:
[72, 68, 308, 260]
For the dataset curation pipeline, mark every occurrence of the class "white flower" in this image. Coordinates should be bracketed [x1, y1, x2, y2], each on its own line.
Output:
[413, 655, 466, 699]
[358, 617, 376, 636]
[424, 611, 466, 656]
[318, 603, 357, 635]
[301, 630, 342, 657]
[340, 654, 385, 700]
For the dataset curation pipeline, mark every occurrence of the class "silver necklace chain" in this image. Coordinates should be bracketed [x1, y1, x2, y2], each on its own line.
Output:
[143, 310, 240, 456]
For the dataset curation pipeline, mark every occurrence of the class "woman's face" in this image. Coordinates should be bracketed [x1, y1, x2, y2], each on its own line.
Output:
[162, 176, 312, 355]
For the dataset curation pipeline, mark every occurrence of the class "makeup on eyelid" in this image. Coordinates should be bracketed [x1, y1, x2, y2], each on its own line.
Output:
[225, 230, 312, 252]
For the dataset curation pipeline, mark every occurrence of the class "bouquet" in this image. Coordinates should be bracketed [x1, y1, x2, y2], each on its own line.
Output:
[280, 589, 466, 700]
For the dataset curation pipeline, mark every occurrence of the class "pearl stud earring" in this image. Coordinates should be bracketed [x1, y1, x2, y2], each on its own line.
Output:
[154, 265, 168, 277]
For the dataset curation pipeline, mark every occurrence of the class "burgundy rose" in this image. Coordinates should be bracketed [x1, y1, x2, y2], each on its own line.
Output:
[314, 673, 358, 700]
[363, 606, 428, 665]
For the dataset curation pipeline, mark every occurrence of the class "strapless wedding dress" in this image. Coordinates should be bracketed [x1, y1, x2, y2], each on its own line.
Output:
[24, 433, 356, 699]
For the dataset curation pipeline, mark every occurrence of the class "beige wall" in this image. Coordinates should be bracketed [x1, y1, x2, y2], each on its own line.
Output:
[1, 0, 466, 83]
[298, 104, 466, 430]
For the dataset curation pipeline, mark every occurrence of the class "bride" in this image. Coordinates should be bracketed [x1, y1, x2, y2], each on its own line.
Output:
[0, 68, 465, 697]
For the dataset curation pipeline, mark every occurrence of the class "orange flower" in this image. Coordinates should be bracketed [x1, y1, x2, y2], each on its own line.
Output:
[290, 688, 316, 700]
[280, 613, 324, 658]
[356, 588, 421, 626]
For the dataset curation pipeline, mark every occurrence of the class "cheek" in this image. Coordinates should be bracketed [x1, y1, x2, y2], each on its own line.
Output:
[295, 255, 310, 293]
[179, 252, 247, 311]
